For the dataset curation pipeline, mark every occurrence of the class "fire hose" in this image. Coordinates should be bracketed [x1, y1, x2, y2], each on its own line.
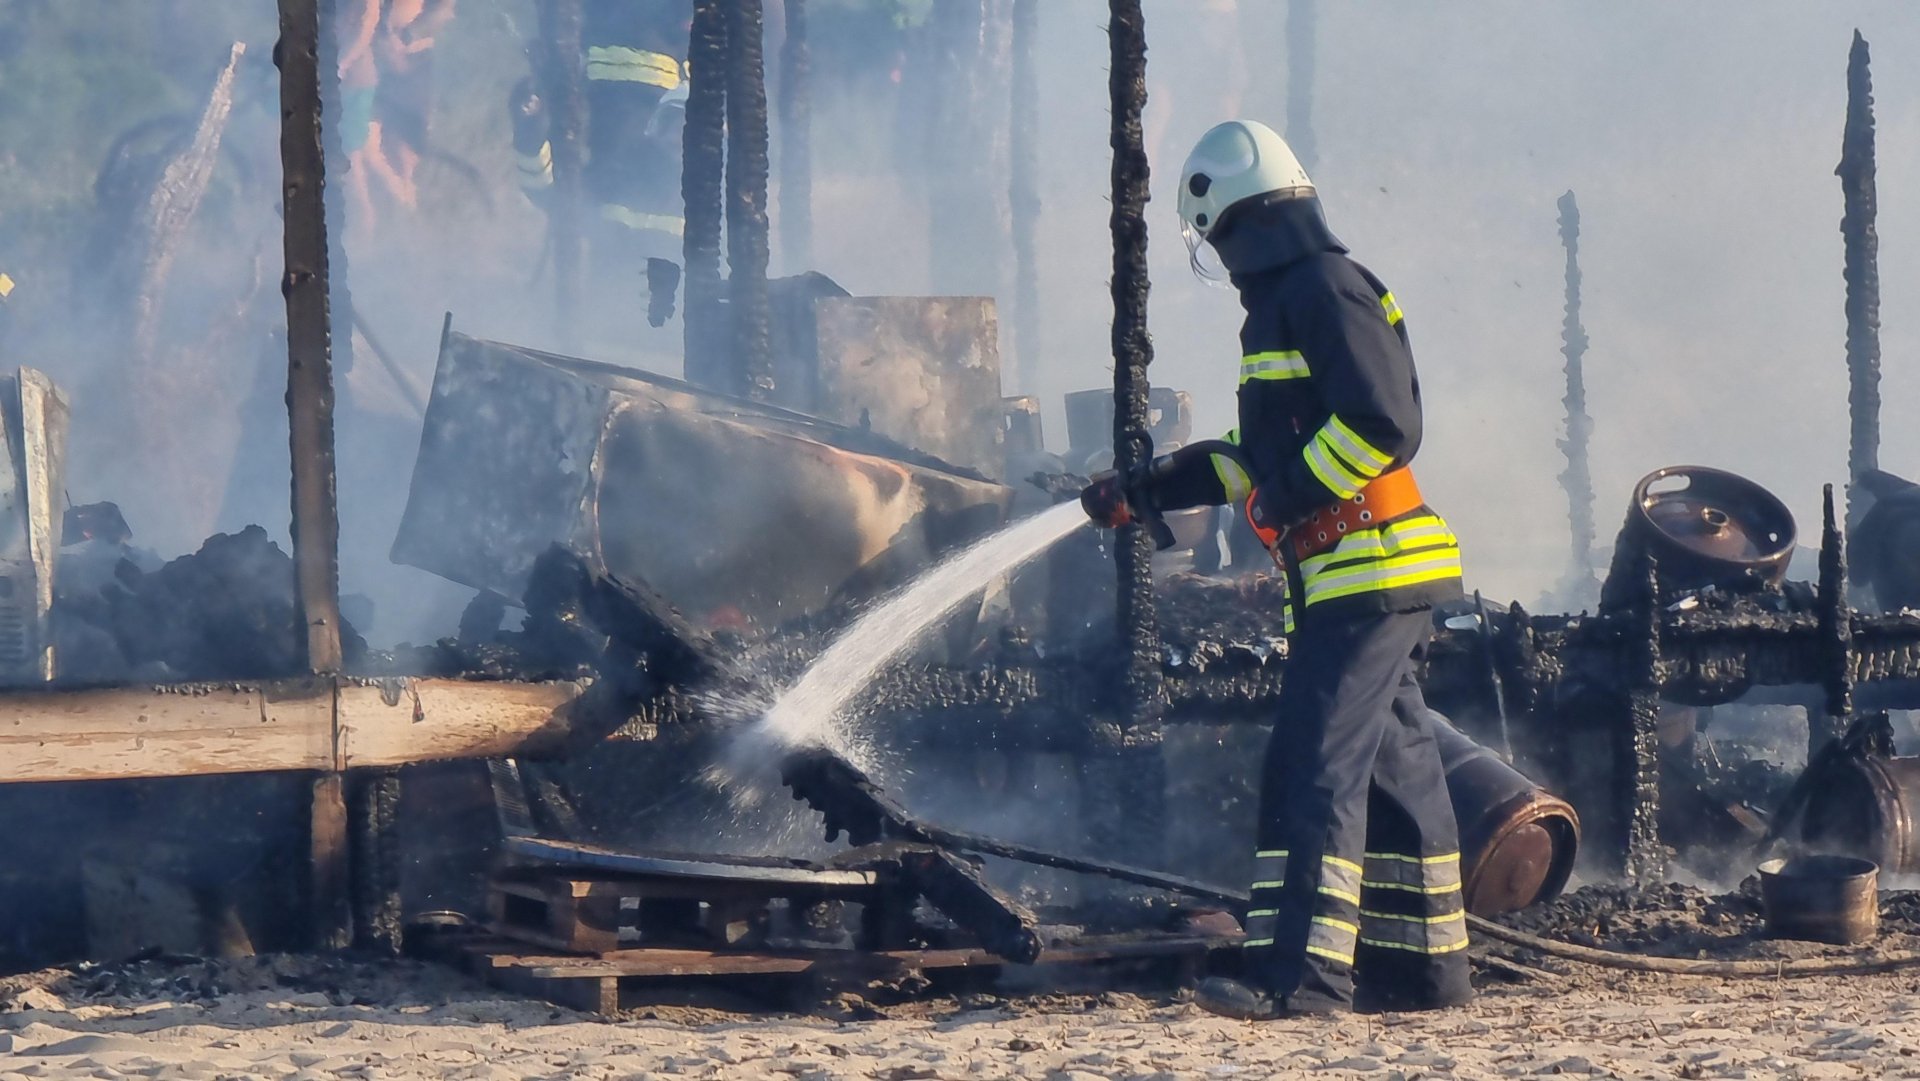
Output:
[1465, 913, 1920, 978]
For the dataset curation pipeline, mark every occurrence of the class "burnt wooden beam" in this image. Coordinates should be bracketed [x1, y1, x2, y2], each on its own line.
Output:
[1105, 0, 1165, 862]
[276, 0, 344, 676]
[1816, 484, 1854, 757]
[1619, 551, 1667, 883]
[1840, 30, 1879, 528]
[777, 0, 812, 271]
[1556, 191, 1596, 604]
[537, 0, 588, 346]
[309, 771, 351, 950]
[725, 0, 775, 401]
[683, 0, 729, 389]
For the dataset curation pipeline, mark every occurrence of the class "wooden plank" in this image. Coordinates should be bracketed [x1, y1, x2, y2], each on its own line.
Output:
[0, 682, 335, 783]
[336, 678, 583, 768]
[0, 678, 585, 784]
[310, 772, 351, 949]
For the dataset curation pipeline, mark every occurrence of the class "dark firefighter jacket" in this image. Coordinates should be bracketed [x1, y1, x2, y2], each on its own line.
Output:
[1150, 195, 1463, 629]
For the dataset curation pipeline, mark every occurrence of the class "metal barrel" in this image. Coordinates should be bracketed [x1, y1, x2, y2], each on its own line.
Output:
[1758, 855, 1879, 945]
[1599, 466, 1797, 610]
[1429, 713, 1581, 915]
[1799, 754, 1920, 876]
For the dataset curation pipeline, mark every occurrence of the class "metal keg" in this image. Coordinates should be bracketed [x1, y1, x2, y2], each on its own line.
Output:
[1799, 753, 1920, 876]
[1600, 466, 1796, 609]
[1431, 713, 1582, 915]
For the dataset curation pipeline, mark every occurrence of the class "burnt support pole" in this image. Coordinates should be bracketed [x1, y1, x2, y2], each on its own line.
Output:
[1285, 0, 1317, 171]
[278, 0, 352, 950]
[1840, 30, 1879, 530]
[725, 0, 775, 401]
[1008, 0, 1040, 392]
[537, 1, 588, 348]
[1816, 484, 1854, 757]
[1099, 0, 1165, 860]
[1556, 191, 1597, 606]
[683, 0, 729, 390]
[1619, 550, 1666, 883]
[777, 0, 812, 272]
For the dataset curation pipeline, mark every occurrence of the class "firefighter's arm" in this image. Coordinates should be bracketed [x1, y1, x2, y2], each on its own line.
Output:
[1260, 262, 1421, 527]
[1080, 437, 1242, 527]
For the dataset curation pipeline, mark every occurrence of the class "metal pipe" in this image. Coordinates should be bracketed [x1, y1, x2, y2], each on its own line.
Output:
[1840, 30, 1879, 529]
[275, 0, 344, 676]
[682, 0, 729, 390]
[725, 0, 775, 401]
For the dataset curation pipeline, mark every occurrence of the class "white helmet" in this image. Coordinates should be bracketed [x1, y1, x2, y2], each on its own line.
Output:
[1177, 120, 1312, 282]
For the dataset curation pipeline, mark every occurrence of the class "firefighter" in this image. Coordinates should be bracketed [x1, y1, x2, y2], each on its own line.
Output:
[1080, 119, 1471, 1018]
[511, 0, 693, 276]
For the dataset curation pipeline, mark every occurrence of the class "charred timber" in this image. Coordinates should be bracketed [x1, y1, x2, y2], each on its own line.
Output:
[275, 0, 345, 675]
[777, 0, 812, 271]
[725, 0, 775, 401]
[536, 0, 587, 344]
[1817, 485, 1853, 755]
[1556, 192, 1596, 602]
[1105, 0, 1165, 855]
[682, 0, 728, 389]
[314, 6, 356, 407]
[1840, 30, 1879, 526]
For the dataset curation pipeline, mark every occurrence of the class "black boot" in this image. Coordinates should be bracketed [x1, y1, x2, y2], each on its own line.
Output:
[1193, 977, 1345, 1021]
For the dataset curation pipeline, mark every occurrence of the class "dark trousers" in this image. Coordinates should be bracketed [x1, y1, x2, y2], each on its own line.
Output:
[1242, 607, 1472, 1011]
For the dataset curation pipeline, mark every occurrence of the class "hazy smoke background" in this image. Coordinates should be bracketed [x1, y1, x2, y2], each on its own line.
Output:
[1, 1, 1916, 649]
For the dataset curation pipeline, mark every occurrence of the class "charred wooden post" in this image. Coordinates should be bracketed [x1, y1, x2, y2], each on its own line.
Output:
[778, 0, 812, 271]
[726, 0, 775, 401]
[683, 0, 729, 389]
[276, 0, 345, 677]
[1816, 484, 1854, 756]
[536, 1, 588, 346]
[1620, 550, 1666, 882]
[1840, 30, 1879, 529]
[1103, 0, 1166, 860]
[1285, 0, 1317, 171]
[308, 772, 351, 950]
[1007, 0, 1040, 391]
[349, 768, 402, 955]
[1556, 191, 1597, 606]
[314, 17, 355, 409]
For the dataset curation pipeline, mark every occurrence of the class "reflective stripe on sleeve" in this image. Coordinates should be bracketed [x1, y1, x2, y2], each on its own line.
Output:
[1304, 437, 1367, 499]
[1379, 291, 1404, 326]
[585, 45, 683, 88]
[1240, 351, 1310, 383]
[1325, 415, 1394, 474]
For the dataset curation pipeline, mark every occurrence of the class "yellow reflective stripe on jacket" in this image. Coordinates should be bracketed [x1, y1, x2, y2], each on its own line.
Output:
[601, 204, 687, 236]
[1298, 515, 1457, 579]
[1379, 291, 1404, 326]
[1304, 437, 1367, 499]
[1304, 547, 1463, 607]
[1211, 428, 1252, 502]
[0, 272, 14, 299]
[585, 45, 683, 88]
[1240, 350, 1310, 383]
[1325, 415, 1393, 474]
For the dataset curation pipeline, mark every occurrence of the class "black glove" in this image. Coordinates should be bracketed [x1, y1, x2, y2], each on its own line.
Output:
[1079, 472, 1132, 528]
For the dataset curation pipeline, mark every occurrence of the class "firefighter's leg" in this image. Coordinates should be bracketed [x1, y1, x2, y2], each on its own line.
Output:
[1242, 610, 1429, 1012]
[1354, 623, 1473, 1009]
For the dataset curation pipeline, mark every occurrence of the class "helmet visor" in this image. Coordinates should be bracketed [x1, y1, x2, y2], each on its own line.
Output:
[1182, 220, 1231, 288]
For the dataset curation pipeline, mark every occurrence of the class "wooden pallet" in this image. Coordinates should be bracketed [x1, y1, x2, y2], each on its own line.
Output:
[443, 932, 1235, 1015]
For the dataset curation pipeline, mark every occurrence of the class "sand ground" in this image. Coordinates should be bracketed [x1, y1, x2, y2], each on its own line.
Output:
[3, 953, 1920, 1080]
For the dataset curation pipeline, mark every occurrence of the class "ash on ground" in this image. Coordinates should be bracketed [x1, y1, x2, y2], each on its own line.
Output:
[1501, 881, 1920, 961]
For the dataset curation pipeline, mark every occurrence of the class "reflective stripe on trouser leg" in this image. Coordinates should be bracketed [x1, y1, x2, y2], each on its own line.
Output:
[1242, 849, 1287, 948]
[1244, 851, 1362, 965]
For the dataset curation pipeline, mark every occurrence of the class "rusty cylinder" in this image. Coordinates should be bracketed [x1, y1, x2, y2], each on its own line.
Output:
[1431, 713, 1581, 915]
[1799, 754, 1920, 877]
